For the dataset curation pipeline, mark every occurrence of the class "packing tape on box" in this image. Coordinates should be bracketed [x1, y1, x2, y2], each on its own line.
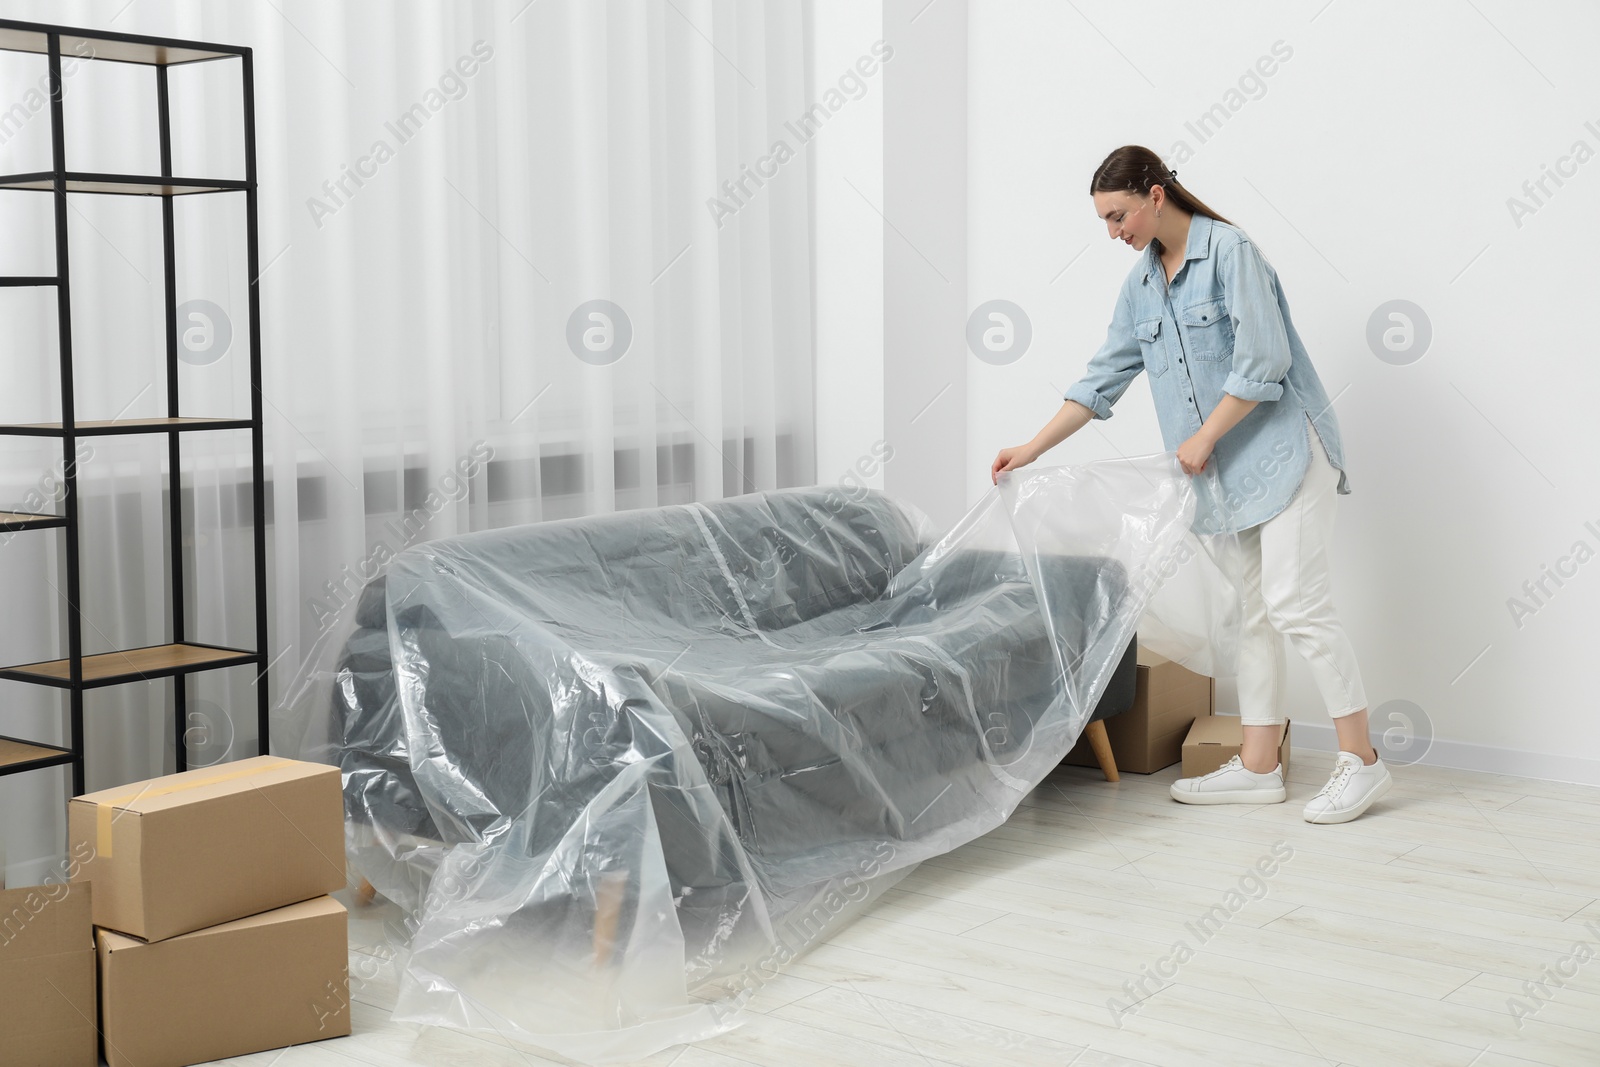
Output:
[95, 759, 294, 858]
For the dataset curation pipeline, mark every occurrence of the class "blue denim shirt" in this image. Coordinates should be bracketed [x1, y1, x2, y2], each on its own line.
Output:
[1063, 213, 1350, 535]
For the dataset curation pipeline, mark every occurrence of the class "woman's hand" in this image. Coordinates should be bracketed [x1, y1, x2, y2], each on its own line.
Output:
[1176, 431, 1216, 475]
[991, 442, 1040, 484]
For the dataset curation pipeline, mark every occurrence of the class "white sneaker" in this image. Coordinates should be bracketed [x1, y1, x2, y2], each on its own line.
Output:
[1170, 755, 1286, 805]
[1303, 750, 1392, 823]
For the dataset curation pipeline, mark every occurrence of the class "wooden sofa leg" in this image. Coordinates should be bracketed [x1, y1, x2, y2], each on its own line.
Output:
[1084, 720, 1119, 782]
[592, 869, 630, 968]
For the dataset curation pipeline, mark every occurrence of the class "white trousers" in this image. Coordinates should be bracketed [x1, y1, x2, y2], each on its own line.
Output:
[1234, 415, 1368, 727]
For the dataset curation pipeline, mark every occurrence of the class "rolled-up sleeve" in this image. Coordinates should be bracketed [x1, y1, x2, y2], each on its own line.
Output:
[1063, 288, 1143, 420]
[1220, 238, 1290, 402]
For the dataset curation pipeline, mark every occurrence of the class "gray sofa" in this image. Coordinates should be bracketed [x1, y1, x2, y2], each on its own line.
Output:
[326, 484, 1137, 981]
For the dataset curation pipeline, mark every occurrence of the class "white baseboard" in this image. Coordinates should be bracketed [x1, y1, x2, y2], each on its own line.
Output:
[1285, 717, 1600, 788]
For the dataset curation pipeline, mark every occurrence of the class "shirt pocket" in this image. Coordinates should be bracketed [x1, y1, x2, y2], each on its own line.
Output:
[1180, 297, 1233, 361]
[1135, 315, 1167, 377]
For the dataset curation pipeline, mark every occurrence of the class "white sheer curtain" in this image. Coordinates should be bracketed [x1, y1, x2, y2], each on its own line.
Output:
[0, 0, 815, 881]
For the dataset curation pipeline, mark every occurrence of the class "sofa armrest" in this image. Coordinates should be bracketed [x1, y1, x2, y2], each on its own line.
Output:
[1087, 634, 1138, 723]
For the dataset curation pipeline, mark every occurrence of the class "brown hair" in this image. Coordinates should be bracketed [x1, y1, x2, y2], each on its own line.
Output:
[1089, 145, 1235, 244]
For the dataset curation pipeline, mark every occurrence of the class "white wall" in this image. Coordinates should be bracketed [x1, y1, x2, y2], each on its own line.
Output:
[819, 0, 1600, 783]
[958, 0, 1600, 781]
[812, 1, 887, 493]
[880, 0, 970, 532]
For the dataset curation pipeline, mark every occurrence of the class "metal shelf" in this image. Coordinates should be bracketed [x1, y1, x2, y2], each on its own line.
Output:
[0, 20, 269, 796]
[0, 510, 66, 532]
[0, 642, 259, 689]
[0, 171, 247, 196]
[0, 417, 254, 437]
[0, 735, 75, 777]
[0, 20, 242, 67]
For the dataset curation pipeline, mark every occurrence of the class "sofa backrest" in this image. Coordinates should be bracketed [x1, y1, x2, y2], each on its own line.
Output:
[690, 486, 927, 630]
[376, 486, 926, 638]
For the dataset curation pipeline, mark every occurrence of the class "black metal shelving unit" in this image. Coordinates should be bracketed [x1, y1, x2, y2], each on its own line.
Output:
[0, 19, 269, 797]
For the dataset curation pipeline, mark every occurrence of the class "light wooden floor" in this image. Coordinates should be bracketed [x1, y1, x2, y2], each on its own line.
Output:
[216, 751, 1600, 1067]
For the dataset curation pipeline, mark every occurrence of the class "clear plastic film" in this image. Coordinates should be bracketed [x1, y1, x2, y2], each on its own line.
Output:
[1008, 455, 1247, 679]
[274, 450, 1244, 1064]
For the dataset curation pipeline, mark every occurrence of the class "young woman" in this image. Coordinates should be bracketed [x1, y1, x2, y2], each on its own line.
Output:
[991, 145, 1389, 824]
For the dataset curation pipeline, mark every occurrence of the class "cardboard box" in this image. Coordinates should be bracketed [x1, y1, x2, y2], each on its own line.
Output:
[98, 895, 350, 1067]
[1181, 714, 1292, 779]
[0, 882, 97, 1066]
[69, 756, 345, 942]
[1062, 645, 1215, 774]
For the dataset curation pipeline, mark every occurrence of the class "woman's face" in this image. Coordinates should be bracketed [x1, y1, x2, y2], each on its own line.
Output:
[1094, 190, 1156, 251]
